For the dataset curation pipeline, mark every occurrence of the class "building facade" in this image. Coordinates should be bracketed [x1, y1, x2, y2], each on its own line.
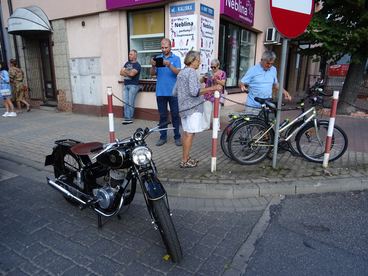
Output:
[0, 0, 320, 118]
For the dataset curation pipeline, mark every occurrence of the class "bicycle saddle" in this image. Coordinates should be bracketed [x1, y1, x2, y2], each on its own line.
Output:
[254, 97, 276, 110]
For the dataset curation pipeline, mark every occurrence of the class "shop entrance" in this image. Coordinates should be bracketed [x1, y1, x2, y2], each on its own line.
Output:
[39, 38, 56, 101]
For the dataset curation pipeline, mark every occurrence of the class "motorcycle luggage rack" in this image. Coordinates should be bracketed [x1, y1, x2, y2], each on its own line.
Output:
[55, 138, 81, 147]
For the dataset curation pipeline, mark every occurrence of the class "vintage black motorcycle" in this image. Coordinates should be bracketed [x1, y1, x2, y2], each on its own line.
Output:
[45, 125, 183, 263]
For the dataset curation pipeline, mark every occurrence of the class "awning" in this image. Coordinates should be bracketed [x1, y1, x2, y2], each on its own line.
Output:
[7, 6, 53, 35]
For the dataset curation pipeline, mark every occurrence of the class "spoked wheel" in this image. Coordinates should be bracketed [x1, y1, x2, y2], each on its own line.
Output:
[54, 151, 81, 179]
[220, 124, 232, 159]
[284, 120, 304, 156]
[54, 150, 83, 204]
[220, 115, 260, 159]
[296, 121, 348, 163]
[228, 121, 273, 165]
[151, 198, 183, 263]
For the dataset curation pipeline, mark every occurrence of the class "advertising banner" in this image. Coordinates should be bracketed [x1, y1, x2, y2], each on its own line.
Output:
[169, 3, 197, 67]
[200, 4, 215, 74]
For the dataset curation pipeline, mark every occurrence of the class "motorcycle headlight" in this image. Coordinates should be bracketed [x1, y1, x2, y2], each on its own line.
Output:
[132, 146, 152, 165]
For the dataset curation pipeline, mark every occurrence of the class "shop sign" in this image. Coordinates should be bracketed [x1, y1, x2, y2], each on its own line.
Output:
[169, 3, 197, 67]
[328, 64, 349, 77]
[200, 4, 215, 74]
[106, 0, 162, 10]
[220, 0, 255, 26]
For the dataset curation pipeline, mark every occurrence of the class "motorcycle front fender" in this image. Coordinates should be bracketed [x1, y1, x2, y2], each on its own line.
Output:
[140, 173, 166, 200]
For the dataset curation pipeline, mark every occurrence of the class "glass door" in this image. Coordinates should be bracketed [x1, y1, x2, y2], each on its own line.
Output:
[40, 38, 56, 100]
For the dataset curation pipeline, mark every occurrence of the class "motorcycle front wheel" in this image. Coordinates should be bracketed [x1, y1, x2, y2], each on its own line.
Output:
[151, 198, 183, 263]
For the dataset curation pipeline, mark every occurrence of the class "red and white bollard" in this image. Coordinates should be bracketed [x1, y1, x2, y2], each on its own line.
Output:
[107, 87, 116, 143]
[323, 90, 339, 168]
[211, 91, 220, 172]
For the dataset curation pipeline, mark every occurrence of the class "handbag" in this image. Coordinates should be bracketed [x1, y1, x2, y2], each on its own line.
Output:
[0, 88, 11, 97]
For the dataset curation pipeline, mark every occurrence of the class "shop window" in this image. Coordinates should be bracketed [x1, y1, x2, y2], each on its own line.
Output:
[219, 22, 256, 88]
[128, 8, 164, 80]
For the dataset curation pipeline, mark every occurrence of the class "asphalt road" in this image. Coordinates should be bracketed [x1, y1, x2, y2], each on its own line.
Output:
[0, 156, 266, 275]
[245, 191, 368, 275]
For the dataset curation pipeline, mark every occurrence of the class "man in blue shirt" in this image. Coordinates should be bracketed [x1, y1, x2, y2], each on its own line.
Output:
[239, 51, 291, 115]
[150, 38, 182, 146]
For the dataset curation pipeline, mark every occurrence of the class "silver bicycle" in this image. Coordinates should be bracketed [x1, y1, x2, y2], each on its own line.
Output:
[227, 97, 348, 165]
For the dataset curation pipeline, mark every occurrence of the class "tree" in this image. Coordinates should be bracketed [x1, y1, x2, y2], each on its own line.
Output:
[297, 0, 368, 114]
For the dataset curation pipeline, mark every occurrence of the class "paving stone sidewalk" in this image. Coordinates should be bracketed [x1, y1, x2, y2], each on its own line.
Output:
[0, 107, 367, 198]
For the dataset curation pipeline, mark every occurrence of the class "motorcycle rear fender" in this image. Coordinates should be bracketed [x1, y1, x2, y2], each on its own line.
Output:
[45, 152, 55, 166]
[141, 174, 166, 200]
[44, 139, 83, 167]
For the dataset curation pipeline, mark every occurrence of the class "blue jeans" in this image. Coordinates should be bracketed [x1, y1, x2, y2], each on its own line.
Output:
[156, 96, 181, 140]
[123, 84, 140, 120]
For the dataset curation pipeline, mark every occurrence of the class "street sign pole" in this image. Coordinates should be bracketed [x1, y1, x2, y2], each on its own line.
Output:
[272, 38, 288, 169]
[269, 0, 314, 168]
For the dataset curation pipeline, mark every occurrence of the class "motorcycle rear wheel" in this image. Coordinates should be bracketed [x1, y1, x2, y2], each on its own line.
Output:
[54, 150, 83, 204]
[151, 198, 183, 263]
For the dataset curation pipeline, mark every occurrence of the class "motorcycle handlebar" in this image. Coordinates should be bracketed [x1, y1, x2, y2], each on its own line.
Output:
[92, 121, 174, 160]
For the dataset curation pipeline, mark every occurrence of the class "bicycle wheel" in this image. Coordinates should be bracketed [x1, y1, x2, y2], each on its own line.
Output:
[220, 114, 260, 159]
[284, 120, 304, 156]
[296, 121, 348, 163]
[228, 121, 273, 165]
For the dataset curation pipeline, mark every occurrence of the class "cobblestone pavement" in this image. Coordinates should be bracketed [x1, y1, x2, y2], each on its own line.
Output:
[0, 107, 367, 198]
[0, 159, 269, 275]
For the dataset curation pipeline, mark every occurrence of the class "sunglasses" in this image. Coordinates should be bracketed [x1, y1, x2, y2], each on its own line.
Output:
[210, 66, 217, 69]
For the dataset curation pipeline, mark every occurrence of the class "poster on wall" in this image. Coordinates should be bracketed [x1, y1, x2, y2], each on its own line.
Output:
[169, 3, 197, 67]
[200, 4, 215, 74]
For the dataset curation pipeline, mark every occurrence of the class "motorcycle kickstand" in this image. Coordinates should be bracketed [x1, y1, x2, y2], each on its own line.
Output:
[97, 214, 102, 228]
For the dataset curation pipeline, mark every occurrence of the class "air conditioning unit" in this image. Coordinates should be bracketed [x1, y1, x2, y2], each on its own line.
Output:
[265, 27, 280, 44]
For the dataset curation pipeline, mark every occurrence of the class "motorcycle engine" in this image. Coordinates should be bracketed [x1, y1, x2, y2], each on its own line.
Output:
[95, 187, 117, 209]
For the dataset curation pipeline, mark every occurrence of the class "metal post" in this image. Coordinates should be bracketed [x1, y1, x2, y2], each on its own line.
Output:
[323, 90, 339, 168]
[211, 91, 220, 172]
[107, 87, 115, 142]
[272, 38, 288, 169]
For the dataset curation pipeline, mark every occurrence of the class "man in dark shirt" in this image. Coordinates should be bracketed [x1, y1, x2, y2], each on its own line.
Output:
[120, 49, 141, 124]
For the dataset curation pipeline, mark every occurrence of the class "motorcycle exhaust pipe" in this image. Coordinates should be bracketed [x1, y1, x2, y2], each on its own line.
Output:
[46, 177, 124, 218]
[47, 177, 87, 206]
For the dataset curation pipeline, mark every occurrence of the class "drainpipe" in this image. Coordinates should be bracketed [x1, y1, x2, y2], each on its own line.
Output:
[7, 0, 19, 63]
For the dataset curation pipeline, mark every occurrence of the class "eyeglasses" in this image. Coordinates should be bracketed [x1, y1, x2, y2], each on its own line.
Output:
[210, 66, 217, 69]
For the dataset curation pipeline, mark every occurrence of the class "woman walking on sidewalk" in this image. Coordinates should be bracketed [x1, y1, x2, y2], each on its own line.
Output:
[0, 61, 16, 117]
[9, 58, 31, 113]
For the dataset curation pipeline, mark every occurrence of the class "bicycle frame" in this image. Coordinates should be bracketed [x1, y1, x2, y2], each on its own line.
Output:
[253, 105, 322, 146]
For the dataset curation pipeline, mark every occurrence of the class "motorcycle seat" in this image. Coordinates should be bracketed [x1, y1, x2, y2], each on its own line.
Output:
[71, 142, 103, 156]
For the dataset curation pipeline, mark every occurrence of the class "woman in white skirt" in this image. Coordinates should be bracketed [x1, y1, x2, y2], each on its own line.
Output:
[173, 51, 222, 168]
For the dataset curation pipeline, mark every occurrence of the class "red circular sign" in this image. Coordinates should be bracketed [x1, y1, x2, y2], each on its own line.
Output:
[270, 0, 314, 38]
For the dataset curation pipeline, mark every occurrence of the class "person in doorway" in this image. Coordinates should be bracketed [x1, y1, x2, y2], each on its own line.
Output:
[201, 59, 226, 130]
[9, 58, 30, 113]
[0, 61, 16, 117]
[120, 49, 141, 125]
[150, 38, 182, 147]
[239, 50, 291, 115]
[173, 51, 222, 168]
